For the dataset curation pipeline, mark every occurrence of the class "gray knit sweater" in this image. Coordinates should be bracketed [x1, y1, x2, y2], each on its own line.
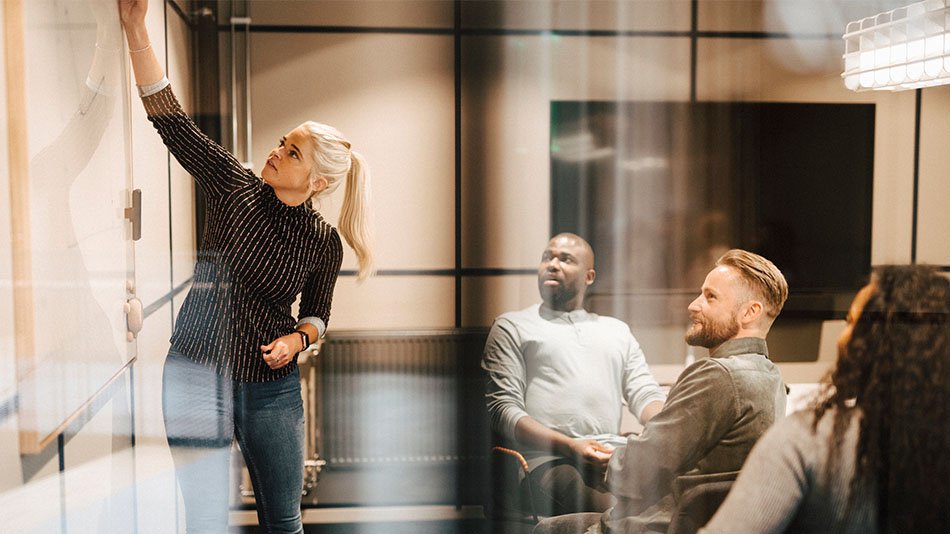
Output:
[701, 407, 877, 533]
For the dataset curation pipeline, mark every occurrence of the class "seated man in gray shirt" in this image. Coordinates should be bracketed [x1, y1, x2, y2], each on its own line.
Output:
[482, 233, 667, 517]
[535, 249, 789, 534]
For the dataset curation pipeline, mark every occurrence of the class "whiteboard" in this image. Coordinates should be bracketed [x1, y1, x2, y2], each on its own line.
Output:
[4, 0, 136, 453]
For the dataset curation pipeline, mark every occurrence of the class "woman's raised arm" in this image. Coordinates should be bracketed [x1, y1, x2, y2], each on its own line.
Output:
[117, 0, 164, 87]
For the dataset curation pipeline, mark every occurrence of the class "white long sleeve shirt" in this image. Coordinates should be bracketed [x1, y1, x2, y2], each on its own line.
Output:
[482, 303, 667, 467]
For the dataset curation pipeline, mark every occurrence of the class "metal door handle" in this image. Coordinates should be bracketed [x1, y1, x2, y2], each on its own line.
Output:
[124, 189, 142, 241]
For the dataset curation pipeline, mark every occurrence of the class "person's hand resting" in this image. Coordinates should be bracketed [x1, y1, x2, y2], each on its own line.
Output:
[568, 438, 613, 469]
[261, 333, 304, 370]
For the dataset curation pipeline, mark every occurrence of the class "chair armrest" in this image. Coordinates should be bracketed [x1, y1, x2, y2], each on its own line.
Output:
[492, 446, 531, 474]
[489, 446, 539, 523]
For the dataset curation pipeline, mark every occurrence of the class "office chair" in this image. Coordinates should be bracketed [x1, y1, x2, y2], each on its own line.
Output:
[483, 446, 543, 534]
[666, 474, 737, 534]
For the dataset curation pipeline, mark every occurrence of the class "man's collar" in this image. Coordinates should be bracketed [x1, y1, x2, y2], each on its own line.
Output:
[539, 303, 589, 321]
[709, 337, 769, 359]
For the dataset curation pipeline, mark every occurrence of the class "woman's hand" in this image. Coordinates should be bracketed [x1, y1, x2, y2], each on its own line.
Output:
[116, 0, 163, 86]
[261, 333, 304, 370]
[117, 0, 148, 31]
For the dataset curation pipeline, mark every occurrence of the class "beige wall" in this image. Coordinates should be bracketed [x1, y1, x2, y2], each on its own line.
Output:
[461, 0, 690, 31]
[250, 0, 453, 28]
[917, 87, 950, 265]
[249, 29, 456, 329]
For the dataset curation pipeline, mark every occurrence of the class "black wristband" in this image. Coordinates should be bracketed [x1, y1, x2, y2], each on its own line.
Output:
[295, 329, 310, 350]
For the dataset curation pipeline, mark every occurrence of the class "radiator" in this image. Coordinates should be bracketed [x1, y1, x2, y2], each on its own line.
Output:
[238, 328, 490, 505]
[317, 329, 488, 468]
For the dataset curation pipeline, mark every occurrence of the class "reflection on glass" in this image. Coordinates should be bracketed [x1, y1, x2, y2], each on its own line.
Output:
[551, 100, 875, 361]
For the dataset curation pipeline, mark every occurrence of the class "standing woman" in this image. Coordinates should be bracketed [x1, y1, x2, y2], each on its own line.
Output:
[701, 265, 949, 533]
[118, 1, 372, 531]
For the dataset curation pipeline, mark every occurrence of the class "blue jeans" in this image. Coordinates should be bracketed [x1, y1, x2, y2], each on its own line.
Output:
[162, 349, 304, 533]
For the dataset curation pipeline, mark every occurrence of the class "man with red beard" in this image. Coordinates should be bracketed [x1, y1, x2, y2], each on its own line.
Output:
[483, 233, 667, 518]
[535, 249, 789, 534]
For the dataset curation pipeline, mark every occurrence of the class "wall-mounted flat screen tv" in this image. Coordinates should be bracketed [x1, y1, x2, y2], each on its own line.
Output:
[551, 101, 875, 326]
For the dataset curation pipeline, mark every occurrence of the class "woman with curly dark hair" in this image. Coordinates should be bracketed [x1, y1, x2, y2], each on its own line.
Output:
[701, 265, 949, 533]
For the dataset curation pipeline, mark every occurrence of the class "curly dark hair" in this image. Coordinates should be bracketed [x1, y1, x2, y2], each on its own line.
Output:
[813, 265, 949, 532]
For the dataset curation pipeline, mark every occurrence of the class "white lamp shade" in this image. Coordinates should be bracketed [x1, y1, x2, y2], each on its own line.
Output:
[842, 0, 950, 92]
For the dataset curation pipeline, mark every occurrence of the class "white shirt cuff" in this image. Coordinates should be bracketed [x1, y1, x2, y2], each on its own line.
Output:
[138, 76, 170, 97]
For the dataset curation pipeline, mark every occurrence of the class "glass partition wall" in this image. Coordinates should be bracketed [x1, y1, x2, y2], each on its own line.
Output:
[0, 1, 929, 530]
[188, 1, 898, 517]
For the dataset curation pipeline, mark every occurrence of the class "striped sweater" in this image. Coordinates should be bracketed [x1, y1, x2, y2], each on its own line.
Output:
[143, 86, 343, 382]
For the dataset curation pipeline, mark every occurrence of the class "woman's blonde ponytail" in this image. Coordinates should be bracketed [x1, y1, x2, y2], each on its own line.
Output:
[303, 121, 374, 280]
[338, 150, 373, 280]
